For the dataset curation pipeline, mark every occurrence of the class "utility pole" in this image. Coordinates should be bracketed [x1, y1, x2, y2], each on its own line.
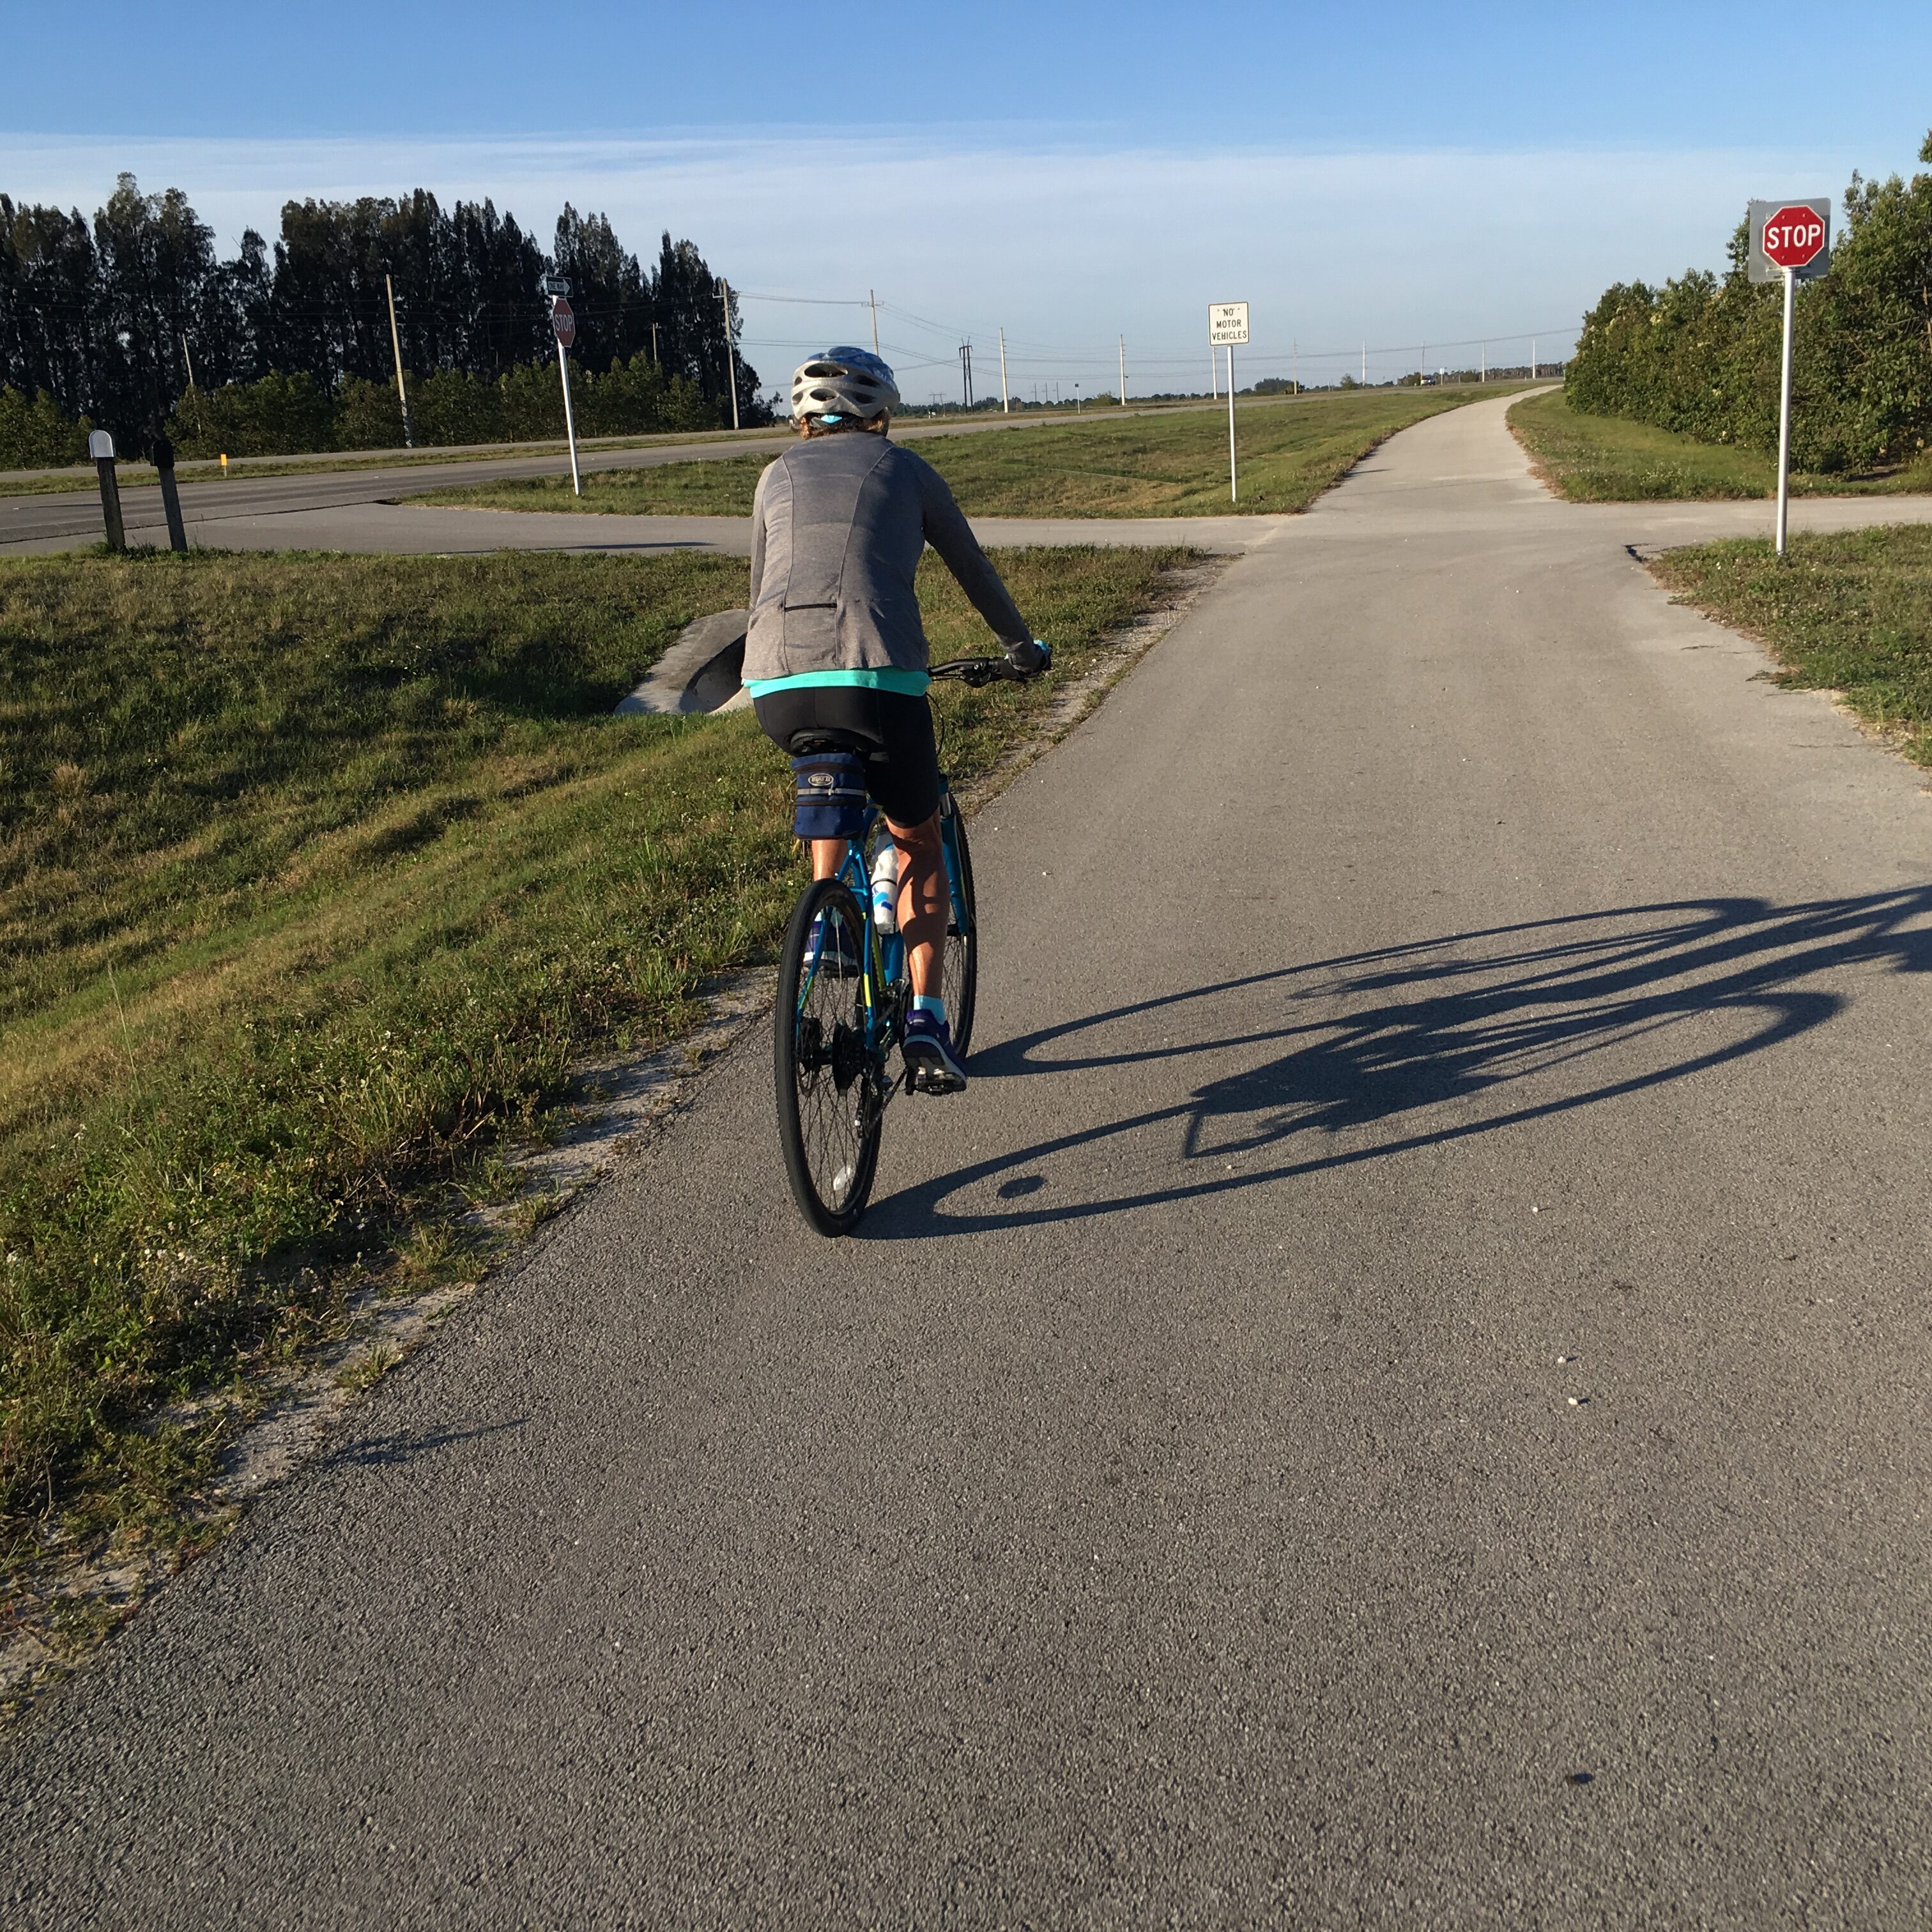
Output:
[180, 333, 204, 436]
[959, 342, 973, 410]
[999, 328, 1010, 412]
[385, 273, 413, 448]
[1292, 337, 1298, 394]
[721, 281, 740, 429]
[1118, 334, 1126, 406]
[650, 321, 659, 364]
[870, 289, 880, 355]
[1481, 341, 1487, 383]
[1531, 337, 1538, 380]
[1420, 343, 1426, 387]
[1361, 339, 1367, 386]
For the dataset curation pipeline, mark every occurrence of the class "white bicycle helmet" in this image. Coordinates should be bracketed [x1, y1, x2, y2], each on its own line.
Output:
[792, 346, 901, 424]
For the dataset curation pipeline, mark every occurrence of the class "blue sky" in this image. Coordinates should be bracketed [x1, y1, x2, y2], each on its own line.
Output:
[6, 1, 1929, 397]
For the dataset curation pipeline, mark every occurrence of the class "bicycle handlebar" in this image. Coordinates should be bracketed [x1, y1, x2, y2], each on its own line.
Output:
[928, 656, 1046, 689]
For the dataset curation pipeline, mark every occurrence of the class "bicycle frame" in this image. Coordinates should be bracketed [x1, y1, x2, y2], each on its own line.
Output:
[795, 785, 972, 1091]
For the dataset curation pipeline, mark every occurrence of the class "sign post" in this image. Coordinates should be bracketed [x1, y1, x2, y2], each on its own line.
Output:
[151, 431, 188, 551]
[1749, 199, 1831, 557]
[546, 279, 582, 498]
[1209, 302, 1250, 502]
[88, 429, 124, 552]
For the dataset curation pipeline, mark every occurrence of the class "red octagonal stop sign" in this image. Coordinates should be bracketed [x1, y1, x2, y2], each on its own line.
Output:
[1761, 204, 1827, 270]
[551, 297, 576, 349]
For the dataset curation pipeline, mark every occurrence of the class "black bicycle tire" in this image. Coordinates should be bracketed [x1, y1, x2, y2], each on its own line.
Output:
[774, 877, 882, 1237]
[940, 794, 979, 1059]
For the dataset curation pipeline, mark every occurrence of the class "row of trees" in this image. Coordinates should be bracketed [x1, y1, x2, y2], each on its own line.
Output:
[0, 175, 765, 463]
[1565, 133, 1932, 474]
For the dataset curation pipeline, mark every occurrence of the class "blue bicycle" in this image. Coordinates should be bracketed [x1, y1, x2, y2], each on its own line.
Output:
[774, 655, 1039, 1234]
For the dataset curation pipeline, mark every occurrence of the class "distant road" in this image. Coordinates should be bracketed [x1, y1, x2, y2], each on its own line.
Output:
[0, 405, 1197, 554]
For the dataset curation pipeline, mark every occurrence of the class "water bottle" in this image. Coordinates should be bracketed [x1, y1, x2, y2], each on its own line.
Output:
[870, 841, 900, 931]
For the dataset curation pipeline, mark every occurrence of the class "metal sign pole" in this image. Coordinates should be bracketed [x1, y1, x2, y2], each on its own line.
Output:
[555, 336, 581, 496]
[1748, 199, 1831, 560]
[1227, 347, 1238, 502]
[1775, 264, 1796, 558]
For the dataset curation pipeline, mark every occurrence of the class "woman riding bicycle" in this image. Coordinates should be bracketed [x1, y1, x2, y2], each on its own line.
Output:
[746, 347, 1047, 1092]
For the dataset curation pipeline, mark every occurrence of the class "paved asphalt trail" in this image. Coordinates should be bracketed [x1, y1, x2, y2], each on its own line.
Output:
[7, 397, 1932, 1926]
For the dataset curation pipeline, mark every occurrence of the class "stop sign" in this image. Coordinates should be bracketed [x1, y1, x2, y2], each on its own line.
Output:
[1761, 204, 1827, 271]
[551, 297, 575, 349]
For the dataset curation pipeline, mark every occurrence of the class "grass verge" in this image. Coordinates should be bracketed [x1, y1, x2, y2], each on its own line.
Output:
[413, 385, 1535, 519]
[1, 541, 1190, 1569]
[1510, 388, 1932, 502]
[0, 426, 801, 498]
[1650, 525, 1932, 763]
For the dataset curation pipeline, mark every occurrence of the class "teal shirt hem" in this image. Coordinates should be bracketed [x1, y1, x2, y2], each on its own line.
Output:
[744, 668, 931, 698]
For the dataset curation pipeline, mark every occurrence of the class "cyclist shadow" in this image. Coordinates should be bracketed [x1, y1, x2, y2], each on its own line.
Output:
[861, 885, 1932, 1237]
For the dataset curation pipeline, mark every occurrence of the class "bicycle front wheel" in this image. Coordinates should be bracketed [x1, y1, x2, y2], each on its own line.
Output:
[775, 877, 883, 1236]
[940, 792, 979, 1057]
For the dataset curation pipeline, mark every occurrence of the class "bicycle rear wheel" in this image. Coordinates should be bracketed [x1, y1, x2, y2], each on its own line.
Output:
[775, 877, 882, 1236]
[939, 792, 979, 1057]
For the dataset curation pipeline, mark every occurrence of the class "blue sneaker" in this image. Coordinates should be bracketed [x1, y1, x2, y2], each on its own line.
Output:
[806, 911, 862, 979]
[901, 1008, 967, 1093]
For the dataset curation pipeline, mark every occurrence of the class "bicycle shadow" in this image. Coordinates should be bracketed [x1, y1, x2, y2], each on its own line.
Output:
[862, 887, 1932, 1237]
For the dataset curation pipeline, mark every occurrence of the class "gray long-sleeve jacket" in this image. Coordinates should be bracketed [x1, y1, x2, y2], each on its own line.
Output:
[743, 432, 1031, 689]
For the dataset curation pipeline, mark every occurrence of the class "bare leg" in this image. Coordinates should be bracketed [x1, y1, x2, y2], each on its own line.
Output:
[809, 839, 844, 882]
[885, 811, 946, 998]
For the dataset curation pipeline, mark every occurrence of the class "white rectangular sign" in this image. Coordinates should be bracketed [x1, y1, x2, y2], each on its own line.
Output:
[1208, 301, 1250, 346]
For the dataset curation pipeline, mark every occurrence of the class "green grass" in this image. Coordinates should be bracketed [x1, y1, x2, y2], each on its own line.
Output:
[0, 425, 802, 498]
[414, 386, 1535, 519]
[1509, 388, 1932, 502]
[1651, 525, 1932, 762]
[0, 541, 1189, 1558]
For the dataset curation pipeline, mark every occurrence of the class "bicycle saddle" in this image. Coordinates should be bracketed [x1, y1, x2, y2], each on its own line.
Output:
[785, 727, 876, 756]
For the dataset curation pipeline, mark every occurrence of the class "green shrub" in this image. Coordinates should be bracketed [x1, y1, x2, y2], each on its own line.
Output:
[1567, 135, 1932, 474]
[157, 352, 728, 457]
[332, 376, 406, 449]
[0, 387, 91, 469]
[165, 371, 335, 458]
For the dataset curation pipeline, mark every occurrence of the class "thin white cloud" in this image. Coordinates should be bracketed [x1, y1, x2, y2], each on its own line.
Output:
[2, 131, 1862, 394]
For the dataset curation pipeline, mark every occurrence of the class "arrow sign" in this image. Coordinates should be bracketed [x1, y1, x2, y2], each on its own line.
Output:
[551, 298, 576, 349]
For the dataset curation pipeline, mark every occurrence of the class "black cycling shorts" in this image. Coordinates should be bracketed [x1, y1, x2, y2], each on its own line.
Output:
[753, 685, 943, 829]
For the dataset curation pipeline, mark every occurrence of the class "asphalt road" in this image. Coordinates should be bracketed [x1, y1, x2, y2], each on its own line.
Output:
[7, 397, 1931, 1926]
[0, 402, 1188, 553]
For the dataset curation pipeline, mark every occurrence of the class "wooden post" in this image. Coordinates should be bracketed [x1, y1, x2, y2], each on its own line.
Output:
[90, 431, 125, 551]
[385, 273, 414, 448]
[152, 431, 188, 551]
